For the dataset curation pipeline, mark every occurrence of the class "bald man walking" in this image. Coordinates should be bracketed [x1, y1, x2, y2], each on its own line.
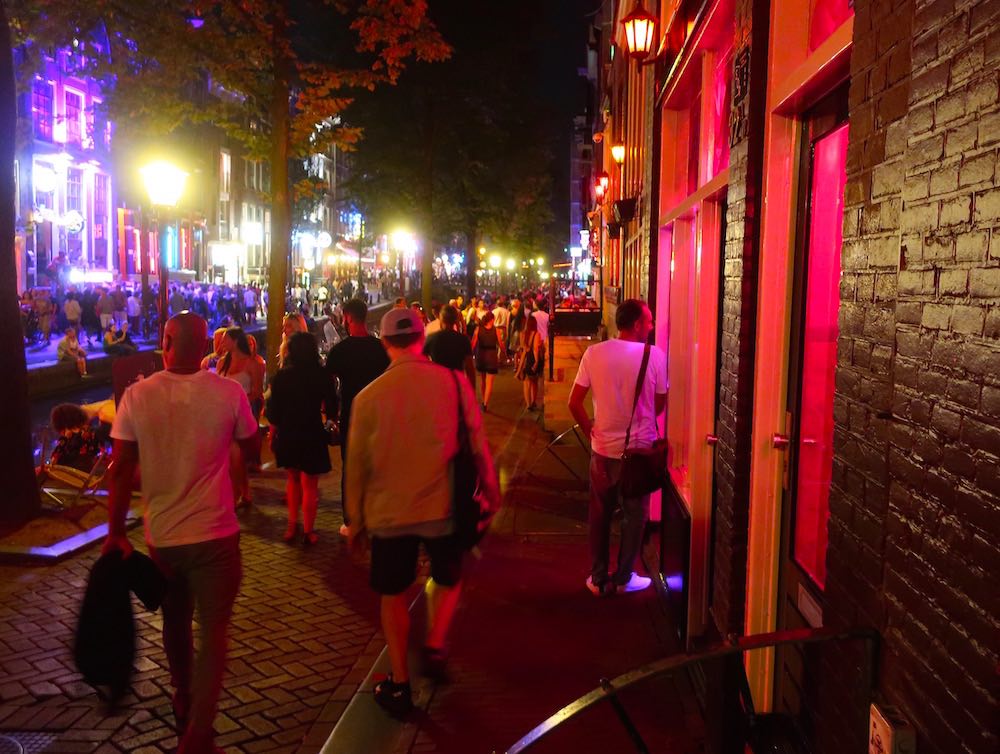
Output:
[104, 312, 259, 754]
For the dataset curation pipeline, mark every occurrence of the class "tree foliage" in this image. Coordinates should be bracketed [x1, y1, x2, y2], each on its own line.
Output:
[345, 0, 557, 268]
[7, 0, 449, 160]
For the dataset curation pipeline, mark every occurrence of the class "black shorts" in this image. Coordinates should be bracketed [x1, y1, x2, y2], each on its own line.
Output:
[370, 533, 463, 595]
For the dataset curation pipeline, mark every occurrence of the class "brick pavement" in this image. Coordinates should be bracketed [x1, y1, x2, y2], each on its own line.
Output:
[324, 338, 705, 754]
[0, 447, 380, 753]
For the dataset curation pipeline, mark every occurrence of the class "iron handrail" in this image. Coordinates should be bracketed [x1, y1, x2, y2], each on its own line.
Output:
[505, 625, 879, 754]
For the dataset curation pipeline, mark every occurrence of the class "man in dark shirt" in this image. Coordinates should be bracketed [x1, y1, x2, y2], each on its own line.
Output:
[423, 305, 476, 385]
[324, 298, 390, 532]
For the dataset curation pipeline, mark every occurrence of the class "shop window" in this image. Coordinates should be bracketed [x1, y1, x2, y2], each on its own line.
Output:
[809, 0, 852, 52]
[792, 123, 849, 588]
[65, 90, 83, 144]
[666, 218, 696, 494]
[32, 80, 53, 141]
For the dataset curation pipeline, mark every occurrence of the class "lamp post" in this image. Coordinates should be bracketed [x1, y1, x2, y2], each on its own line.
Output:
[140, 160, 188, 346]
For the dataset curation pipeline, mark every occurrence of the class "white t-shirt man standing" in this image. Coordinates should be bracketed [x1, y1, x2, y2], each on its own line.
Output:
[104, 312, 258, 754]
[569, 299, 667, 596]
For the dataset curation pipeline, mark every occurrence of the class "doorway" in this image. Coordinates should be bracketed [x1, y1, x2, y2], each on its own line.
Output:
[773, 89, 849, 729]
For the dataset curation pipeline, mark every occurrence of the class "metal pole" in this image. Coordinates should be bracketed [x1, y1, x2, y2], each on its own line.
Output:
[157, 211, 168, 347]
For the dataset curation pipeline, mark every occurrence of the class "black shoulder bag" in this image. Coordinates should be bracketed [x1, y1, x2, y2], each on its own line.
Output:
[450, 370, 490, 549]
[619, 343, 668, 497]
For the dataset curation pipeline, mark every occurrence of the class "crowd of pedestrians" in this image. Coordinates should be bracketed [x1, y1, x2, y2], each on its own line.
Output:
[84, 280, 667, 748]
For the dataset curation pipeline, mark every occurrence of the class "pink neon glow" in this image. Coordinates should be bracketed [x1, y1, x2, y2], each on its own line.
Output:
[793, 122, 849, 589]
[809, 0, 852, 52]
[712, 54, 732, 175]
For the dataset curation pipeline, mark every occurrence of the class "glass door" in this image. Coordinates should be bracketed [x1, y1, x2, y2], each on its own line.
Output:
[774, 89, 849, 730]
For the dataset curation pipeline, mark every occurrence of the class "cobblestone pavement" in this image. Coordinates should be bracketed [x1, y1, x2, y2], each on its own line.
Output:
[0, 460, 382, 754]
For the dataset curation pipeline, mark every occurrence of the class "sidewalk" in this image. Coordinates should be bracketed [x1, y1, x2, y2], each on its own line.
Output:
[324, 340, 706, 754]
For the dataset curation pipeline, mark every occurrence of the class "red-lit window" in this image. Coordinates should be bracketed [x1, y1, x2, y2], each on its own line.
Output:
[809, 0, 852, 52]
[792, 123, 849, 588]
[711, 53, 732, 176]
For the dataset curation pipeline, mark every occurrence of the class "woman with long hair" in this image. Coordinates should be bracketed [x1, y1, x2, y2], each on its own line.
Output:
[517, 314, 545, 411]
[279, 311, 308, 367]
[219, 327, 264, 507]
[266, 332, 332, 544]
[471, 310, 499, 411]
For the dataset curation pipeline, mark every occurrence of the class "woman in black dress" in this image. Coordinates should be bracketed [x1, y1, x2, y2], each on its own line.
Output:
[471, 310, 499, 411]
[265, 332, 333, 544]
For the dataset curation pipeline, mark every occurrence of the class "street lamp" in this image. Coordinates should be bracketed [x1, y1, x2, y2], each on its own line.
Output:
[611, 144, 626, 165]
[621, 6, 658, 61]
[140, 160, 188, 346]
[391, 229, 416, 298]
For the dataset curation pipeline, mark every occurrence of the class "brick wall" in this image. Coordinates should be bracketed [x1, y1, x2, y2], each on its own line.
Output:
[709, 0, 769, 637]
[822, 0, 1000, 752]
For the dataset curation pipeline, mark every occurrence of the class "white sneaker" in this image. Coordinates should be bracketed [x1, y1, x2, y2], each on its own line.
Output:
[614, 573, 652, 593]
[585, 576, 607, 596]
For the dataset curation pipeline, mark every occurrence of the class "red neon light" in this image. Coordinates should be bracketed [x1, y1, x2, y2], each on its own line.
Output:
[793, 122, 849, 589]
[809, 0, 852, 52]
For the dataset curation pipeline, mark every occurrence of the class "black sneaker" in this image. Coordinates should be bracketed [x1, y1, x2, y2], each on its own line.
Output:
[373, 675, 413, 717]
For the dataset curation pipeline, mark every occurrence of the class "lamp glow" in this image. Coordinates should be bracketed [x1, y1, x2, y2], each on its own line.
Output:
[611, 144, 626, 164]
[505, 258, 516, 271]
[140, 160, 188, 207]
[622, 6, 657, 60]
[489, 254, 501, 269]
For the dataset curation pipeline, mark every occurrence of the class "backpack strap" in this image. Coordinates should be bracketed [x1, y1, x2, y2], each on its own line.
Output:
[622, 343, 652, 455]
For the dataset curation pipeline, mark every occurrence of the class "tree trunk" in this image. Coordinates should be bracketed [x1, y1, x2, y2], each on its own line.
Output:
[0, 7, 42, 525]
[265, 10, 291, 378]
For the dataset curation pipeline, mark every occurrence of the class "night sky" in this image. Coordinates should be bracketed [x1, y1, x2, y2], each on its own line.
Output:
[534, 0, 595, 243]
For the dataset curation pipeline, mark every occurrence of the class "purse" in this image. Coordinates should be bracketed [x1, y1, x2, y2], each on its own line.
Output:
[450, 371, 490, 548]
[515, 334, 536, 381]
[619, 343, 668, 497]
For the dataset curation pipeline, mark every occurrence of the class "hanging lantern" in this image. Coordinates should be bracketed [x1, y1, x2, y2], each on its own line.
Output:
[594, 178, 606, 200]
[611, 144, 626, 164]
[621, 6, 657, 60]
[597, 171, 610, 193]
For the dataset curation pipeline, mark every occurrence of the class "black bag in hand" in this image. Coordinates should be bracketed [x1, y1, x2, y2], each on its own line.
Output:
[450, 371, 490, 549]
[619, 343, 668, 498]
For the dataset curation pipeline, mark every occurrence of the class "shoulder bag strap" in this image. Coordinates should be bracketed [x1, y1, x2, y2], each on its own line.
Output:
[622, 343, 652, 455]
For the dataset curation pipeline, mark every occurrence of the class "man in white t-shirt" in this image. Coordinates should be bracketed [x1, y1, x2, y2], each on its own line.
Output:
[104, 312, 258, 754]
[568, 299, 667, 596]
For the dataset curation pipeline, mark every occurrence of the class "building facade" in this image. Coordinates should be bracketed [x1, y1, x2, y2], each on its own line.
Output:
[14, 40, 116, 291]
[596, 1, 998, 752]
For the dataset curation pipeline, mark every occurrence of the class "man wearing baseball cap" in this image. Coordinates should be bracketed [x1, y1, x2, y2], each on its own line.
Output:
[345, 307, 500, 716]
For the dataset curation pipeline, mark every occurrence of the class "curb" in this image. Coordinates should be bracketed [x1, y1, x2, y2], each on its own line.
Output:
[0, 511, 140, 563]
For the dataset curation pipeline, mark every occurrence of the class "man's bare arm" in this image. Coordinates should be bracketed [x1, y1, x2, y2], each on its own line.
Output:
[568, 383, 592, 438]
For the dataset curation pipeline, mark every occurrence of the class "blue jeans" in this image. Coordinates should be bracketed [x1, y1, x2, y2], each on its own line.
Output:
[589, 454, 650, 587]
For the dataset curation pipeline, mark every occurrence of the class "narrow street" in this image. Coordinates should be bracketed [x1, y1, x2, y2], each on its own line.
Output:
[2, 357, 679, 754]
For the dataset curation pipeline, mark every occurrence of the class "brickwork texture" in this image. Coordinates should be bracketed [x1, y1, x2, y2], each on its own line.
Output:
[709, 0, 770, 638]
[824, 0, 1000, 752]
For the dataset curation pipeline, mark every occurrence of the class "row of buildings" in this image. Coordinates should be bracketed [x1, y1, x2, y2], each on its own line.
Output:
[581, 1, 997, 752]
[12, 37, 365, 294]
